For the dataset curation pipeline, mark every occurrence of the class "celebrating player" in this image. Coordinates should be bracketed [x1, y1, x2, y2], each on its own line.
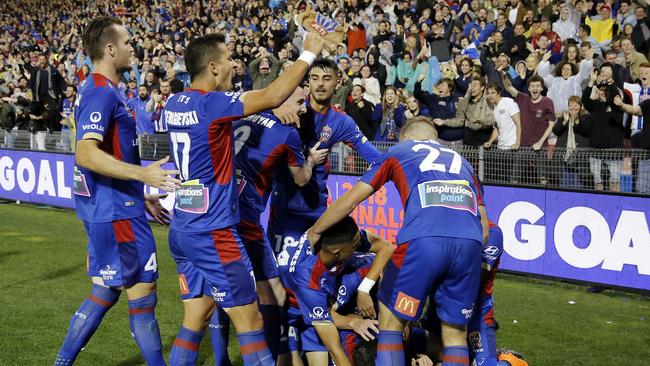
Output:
[55, 17, 180, 366]
[309, 117, 489, 366]
[207, 86, 328, 364]
[163, 32, 325, 365]
[267, 58, 381, 272]
[278, 217, 392, 366]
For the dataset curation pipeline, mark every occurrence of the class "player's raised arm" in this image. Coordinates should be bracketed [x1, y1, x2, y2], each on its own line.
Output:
[239, 33, 325, 116]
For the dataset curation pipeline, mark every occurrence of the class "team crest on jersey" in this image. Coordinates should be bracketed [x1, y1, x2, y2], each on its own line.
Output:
[319, 126, 332, 143]
[417, 180, 477, 215]
[176, 180, 209, 214]
[236, 170, 247, 196]
[469, 331, 483, 352]
[73, 166, 91, 197]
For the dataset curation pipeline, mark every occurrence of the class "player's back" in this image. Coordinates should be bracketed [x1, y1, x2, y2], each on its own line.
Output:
[363, 139, 483, 244]
[233, 111, 304, 221]
[73, 73, 144, 222]
[164, 89, 244, 232]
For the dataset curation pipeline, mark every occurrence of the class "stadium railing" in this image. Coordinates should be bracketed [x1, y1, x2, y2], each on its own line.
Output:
[2, 129, 649, 196]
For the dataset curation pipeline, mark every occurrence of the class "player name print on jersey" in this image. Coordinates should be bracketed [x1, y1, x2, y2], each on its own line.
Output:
[73, 166, 91, 197]
[417, 179, 477, 215]
[164, 110, 199, 126]
[175, 180, 209, 214]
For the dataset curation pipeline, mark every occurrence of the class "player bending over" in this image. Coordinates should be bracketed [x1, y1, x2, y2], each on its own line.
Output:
[208, 86, 328, 365]
[163, 31, 325, 366]
[309, 117, 489, 366]
[55, 16, 180, 366]
[278, 217, 392, 366]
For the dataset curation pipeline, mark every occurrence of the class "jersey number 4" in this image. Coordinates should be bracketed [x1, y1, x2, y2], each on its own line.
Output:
[412, 144, 462, 174]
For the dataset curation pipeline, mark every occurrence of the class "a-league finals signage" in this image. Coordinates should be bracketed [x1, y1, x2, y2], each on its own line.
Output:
[1, 149, 649, 291]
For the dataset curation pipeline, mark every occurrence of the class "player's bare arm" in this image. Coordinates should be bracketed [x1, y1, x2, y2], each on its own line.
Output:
[313, 322, 353, 366]
[76, 139, 180, 191]
[289, 141, 329, 186]
[356, 230, 394, 319]
[239, 33, 326, 116]
[309, 181, 375, 244]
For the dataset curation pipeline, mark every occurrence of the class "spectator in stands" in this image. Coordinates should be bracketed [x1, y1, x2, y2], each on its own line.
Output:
[28, 99, 49, 151]
[0, 91, 17, 148]
[59, 84, 76, 152]
[553, 5, 578, 42]
[621, 37, 649, 83]
[537, 46, 594, 114]
[632, 5, 650, 56]
[146, 80, 172, 136]
[414, 76, 459, 141]
[249, 48, 282, 90]
[332, 69, 353, 110]
[354, 65, 381, 105]
[578, 24, 603, 57]
[503, 74, 556, 184]
[404, 95, 428, 119]
[142, 71, 159, 93]
[434, 76, 495, 147]
[484, 82, 521, 182]
[372, 86, 406, 142]
[166, 67, 184, 93]
[345, 84, 376, 140]
[232, 59, 253, 92]
[624, 63, 650, 148]
[28, 54, 66, 134]
[551, 95, 591, 189]
[365, 48, 387, 91]
[451, 57, 475, 98]
[583, 66, 626, 192]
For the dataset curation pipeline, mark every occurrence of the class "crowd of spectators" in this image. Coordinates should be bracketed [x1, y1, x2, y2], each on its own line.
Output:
[1, 0, 650, 192]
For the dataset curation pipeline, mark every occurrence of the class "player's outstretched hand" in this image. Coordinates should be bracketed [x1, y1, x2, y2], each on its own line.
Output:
[349, 318, 379, 341]
[356, 291, 376, 319]
[141, 156, 181, 191]
[145, 194, 171, 225]
[303, 32, 326, 56]
[275, 103, 302, 127]
[308, 141, 328, 166]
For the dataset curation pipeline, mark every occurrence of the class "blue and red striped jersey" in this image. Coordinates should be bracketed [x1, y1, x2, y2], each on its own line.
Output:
[233, 111, 305, 223]
[335, 253, 374, 315]
[278, 230, 372, 326]
[360, 139, 484, 244]
[163, 89, 244, 233]
[73, 73, 145, 223]
[270, 100, 380, 215]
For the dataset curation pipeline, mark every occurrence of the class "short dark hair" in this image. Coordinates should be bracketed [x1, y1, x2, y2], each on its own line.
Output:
[83, 16, 123, 61]
[486, 82, 502, 94]
[185, 33, 227, 81]
[310, 58, 338, 76]
[319, 216, 360, 249]
[471, 76, 486, 88]
[528, 75, 545, 87]
[580, 24, 591, 35]
[66, 84, 77, 93]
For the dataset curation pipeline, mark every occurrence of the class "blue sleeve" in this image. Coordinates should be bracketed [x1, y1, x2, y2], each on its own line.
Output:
[339, 116, 381, 163]
[293, 269, 332, 325]
[395, 105, 407, 128]
[205, 91, 244, 121]
[357, 229, 372, 253]
[75, 87, 116, 142]
[336, 272, 361, 308]
[371, 103, 383, 123]
[482, 226, 503, 271]
[359, 149, 394, 189]
[285, 128, 306, 167]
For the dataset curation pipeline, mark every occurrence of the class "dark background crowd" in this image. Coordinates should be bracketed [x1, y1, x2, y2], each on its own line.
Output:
[1, 0, 650, 192]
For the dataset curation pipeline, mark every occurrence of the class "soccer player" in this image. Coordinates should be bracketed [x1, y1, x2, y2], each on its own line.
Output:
[208, 86, 328, 364]
[163, 32, 325, 365]
[309, 117, 489, 366]
[55, 17, 180, 366]
[267, 59, 381, 294]
[277, 217, 392, 366]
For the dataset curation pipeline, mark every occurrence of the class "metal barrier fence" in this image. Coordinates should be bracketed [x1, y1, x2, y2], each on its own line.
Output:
[2, 129, 649, 195]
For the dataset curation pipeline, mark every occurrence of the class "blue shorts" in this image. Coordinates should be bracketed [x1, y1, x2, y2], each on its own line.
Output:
[169, 226, 257, 308]
[267, 210, 319, 254]
[85, 216, 158, 287]
[237, 219, 279, 281]
[287, 323, 359, 359]
[378, 236, 482, 325]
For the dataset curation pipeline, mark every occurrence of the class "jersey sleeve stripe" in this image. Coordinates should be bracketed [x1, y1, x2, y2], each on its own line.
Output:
[308, 257, 327, 290]
[81, 132, 104, 141]
[208, 115, 241, 185]
[472, 174, 484, 206]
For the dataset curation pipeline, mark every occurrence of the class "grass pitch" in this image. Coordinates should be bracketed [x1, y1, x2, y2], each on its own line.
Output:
[0, 203, 648, 365]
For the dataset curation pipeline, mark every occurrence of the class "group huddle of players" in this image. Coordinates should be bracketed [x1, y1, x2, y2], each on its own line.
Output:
[53, 16, 528, 366]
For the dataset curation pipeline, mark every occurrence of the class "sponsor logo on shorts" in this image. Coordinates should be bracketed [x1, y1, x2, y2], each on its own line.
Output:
[394, 291, 420, 318]
[99, 265, 117, 281]
[462, 305, 474, 319]
[178, 274, 190, 295]
[176, 181, 209, 214]
[211, 286, 226, 302]
[417, 180, 477, 215]
[73, 166, 91, 197]
[469, 331, 483, 352]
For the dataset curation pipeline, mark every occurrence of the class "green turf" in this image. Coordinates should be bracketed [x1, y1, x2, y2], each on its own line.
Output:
[0, 203, 648, 365]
